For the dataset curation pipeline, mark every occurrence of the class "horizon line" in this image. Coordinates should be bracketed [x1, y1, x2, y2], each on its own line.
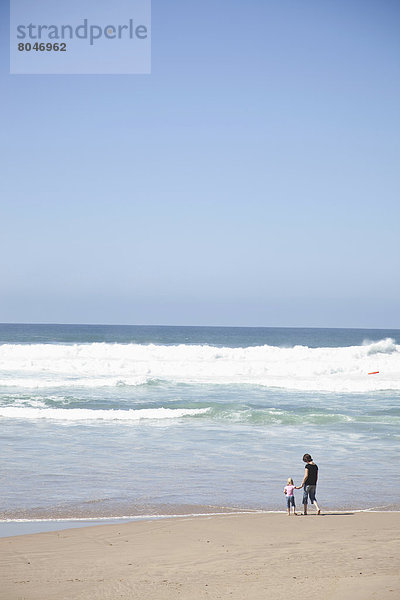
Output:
[0, 322, 399, 331]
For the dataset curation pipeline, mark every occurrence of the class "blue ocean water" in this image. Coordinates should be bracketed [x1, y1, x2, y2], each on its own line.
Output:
[0, 324, 399, 522]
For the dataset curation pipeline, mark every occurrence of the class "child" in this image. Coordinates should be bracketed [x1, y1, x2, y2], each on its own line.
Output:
[283, 477, 297, 516]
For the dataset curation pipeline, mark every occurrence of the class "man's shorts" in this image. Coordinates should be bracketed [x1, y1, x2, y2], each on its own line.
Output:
[303, 485, 317, 504]
[286, 496, 295, 508]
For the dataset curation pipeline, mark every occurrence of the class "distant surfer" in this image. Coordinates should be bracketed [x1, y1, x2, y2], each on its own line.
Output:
[296, 453, 321, 515]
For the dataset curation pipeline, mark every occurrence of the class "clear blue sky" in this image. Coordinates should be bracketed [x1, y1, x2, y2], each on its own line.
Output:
[1, 0, 399, 327]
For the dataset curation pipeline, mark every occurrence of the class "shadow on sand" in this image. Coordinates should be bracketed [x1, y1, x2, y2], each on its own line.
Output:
[318, 512, 354, 516]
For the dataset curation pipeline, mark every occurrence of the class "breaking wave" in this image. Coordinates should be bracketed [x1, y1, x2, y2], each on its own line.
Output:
[0, 406, 210, 423]
[0, 403, 399, 427]
[0, 338, 398, 393]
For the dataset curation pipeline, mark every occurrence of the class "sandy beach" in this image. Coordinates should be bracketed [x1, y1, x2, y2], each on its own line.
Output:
[0, 512, 399, 600]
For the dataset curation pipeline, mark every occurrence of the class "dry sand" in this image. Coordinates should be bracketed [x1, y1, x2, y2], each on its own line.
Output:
[0, 512, 399, 600]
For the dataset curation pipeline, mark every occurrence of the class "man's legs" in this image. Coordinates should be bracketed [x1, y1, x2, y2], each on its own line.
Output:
[309, 486, 321, 515]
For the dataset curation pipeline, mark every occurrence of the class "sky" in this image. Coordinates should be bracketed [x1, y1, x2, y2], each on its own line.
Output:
[1, 0, 399, 328]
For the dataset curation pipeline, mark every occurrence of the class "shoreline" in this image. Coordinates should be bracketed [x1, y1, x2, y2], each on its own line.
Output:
[1, 506, 400, 538]
[2, 500, 400, 538]
[0, 512, 398, 599]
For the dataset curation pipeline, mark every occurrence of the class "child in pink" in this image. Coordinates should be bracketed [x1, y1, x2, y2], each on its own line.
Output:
[283, 477, 297, 516]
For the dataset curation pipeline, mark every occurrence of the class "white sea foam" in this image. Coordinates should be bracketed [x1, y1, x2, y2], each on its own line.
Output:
[0, 406, 210, 422]
[0, 338, 398, 393]
[2, 508, 396, 524]
[1, 511, 262, 523]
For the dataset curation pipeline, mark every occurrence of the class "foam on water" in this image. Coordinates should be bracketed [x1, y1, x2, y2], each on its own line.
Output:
[0, 338, 398, 392]
[0, 406, 210, 422]
[1, 396, 399, 427]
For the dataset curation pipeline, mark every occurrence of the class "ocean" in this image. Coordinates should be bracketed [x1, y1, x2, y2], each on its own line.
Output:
[1, 324, 399, 531]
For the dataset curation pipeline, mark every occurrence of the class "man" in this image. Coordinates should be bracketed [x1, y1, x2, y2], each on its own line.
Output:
[297, 453, 321, 515]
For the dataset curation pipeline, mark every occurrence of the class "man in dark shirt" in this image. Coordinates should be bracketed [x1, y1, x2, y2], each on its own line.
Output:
[296, 453, 321, 515]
